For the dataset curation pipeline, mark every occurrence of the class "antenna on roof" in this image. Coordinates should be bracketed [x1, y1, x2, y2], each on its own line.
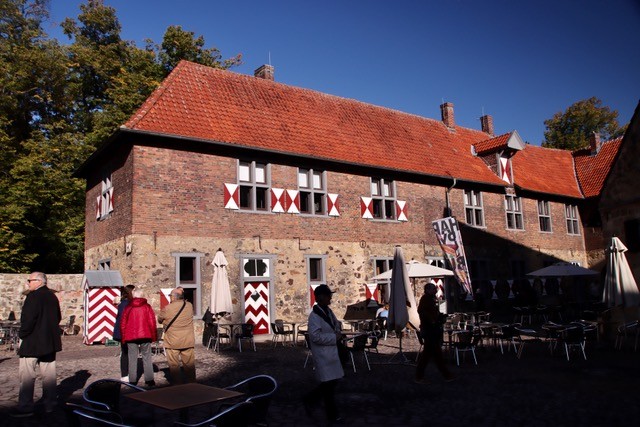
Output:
[268, 51, 271, 66]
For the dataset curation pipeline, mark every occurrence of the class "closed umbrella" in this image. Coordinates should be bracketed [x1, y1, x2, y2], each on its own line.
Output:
[603, 237, 640, 307]
[211, 249, 233, 317]
[387, 246, 419, 363]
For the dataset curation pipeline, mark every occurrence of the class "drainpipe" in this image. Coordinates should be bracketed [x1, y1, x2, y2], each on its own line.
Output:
[445, 177, 457, 217]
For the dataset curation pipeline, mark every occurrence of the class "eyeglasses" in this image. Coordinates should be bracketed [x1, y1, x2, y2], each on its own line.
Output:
[27, 279, 41, 283]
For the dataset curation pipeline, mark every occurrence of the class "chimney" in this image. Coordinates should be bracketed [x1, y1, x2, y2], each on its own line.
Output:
[589, 132, 602, 154]
[480, 114, 494, 136]
[440, 102, 455, 128]
[254, 64, 274, 81]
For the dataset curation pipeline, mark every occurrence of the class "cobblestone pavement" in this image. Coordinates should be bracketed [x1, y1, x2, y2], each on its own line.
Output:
[1, 332, 639, 426]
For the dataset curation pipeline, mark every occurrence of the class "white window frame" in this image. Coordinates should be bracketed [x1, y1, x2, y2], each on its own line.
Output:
[372, 257, 394, 303]
[371, 178, 396, 220]
[505, 195, 524, 230]
[238, 160, 270, 212]
[464, 190, 485, 227]
[98, 259, 111, 270]
[565, 204, 580, 235]
[537, 200, 552, 233]
[305, 255, 327, 286]
[99, 171, 112, 219]
[298, 168, 327, 215]
[172, 252, 204, 317]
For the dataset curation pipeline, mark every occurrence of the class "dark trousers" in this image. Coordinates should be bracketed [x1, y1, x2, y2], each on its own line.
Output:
[119, 343, 129, 377]
[305, 379, 339, 421]
[416, 341, 451, 379]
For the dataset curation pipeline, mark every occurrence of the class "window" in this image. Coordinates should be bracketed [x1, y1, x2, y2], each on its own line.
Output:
[298, 168, 326, 215]
[173, 252, 204, 317]
[505, 195, 524, 230]
[464, 190, 484, 227]
[371, 178, 396, 220]
[238, 161, 270, 211]
[98, 259, 111, 270]
[372, 257, 394, 303]
[306, 255, 327, 285]
[538, 200, 552, 232]
[565, 204, 580, 235]
[625, 219, 640, 252]
[97, 171, 113, 220]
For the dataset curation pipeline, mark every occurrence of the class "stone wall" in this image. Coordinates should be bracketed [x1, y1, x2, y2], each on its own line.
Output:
[0, 274, 84, 329]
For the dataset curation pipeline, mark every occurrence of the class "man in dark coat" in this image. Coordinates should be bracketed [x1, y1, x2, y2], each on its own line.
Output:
[12, 272, 62, 417]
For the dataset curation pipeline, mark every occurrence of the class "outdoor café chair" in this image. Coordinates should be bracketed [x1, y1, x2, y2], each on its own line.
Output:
[83, 379, 146, 412]
[206, 323, 231, 352]
[223, 374, 278, 426]
[346, 334, 371, 372]
[64, 402, 128, 426]
[271, 320, 294, 347]
[452, 330, 479, 366]
[173, 400, 254, 427]
[61, 315, 77, 336]
[72, 408, 136, 426]
[152, 327, 165, 356]
[235, 323, 256, 352]
[614, 320, 639, 350]
[559, 326, 587, 361]
[499, 323, 522, 354]
[303, 333, 314, 369]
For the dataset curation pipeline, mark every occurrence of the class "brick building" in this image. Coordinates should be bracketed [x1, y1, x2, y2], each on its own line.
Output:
[76, 61, 623, 331]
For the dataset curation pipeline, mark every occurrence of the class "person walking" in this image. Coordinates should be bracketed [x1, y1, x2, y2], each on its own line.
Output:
[112, 284, 135, 382]
[303, 284, 344, 423]
[121, 289, 157, 387]
[12, 272, 62, 417]
[157, 287, 196, 384]
[415, 283, 455, 384]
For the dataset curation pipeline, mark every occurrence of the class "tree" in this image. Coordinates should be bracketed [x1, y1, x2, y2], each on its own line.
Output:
[542, 97, 626, 150]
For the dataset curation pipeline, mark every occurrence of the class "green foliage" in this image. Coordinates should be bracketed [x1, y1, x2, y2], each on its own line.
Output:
[0, 0, 241, 272]
[542, 97, 626, 150]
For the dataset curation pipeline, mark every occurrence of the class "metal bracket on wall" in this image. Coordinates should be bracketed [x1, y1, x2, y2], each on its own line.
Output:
[296, 237, 310, 251]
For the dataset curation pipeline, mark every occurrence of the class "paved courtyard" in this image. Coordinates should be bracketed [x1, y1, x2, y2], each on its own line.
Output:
[1, 330, 638, 426]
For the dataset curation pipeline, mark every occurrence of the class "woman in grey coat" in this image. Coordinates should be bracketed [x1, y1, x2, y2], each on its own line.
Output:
[303, 284, 344, 423]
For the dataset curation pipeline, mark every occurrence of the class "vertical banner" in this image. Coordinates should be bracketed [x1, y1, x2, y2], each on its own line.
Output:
[432, 217, 473, 297]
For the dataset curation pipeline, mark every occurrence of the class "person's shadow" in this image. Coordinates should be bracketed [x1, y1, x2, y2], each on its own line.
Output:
[57, 369, 92, 401]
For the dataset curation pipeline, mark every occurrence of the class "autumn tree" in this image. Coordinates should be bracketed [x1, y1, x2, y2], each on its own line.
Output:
[542, 97, 626, 150]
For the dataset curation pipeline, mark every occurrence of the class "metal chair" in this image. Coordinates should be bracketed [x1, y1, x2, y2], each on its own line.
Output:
[346, 334, 371, 372]
[83, 379, 146, 412]
[223, 374, 278, 426]
[452, 330, 480, 366]
[303, 333, 314, 369]
[61, 315, 77, 335]
[64, 402, 127, 427]
[235, 323, 256, 352]
[72, 409, 136, 426]
[560, 326, 587, 361]
[152, 327, 165, 356]
[271, 320, 294, 347]
[206, 323, 231, 351]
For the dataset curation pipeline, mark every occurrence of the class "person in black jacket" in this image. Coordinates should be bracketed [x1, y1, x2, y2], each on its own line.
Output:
[12, 272, 62, 418]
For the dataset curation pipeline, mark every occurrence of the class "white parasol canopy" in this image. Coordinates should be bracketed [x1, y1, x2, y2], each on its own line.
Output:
[527, 262, 599, 277]
[603, 237, 640, 307]
[211, 249, 233, 315]
[372, 260, 454, 281]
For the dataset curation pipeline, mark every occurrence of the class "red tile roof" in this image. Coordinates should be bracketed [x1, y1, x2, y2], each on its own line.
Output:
[473, 133, 512, 155]
[573, 138, 623, 198]
[511, 144, 583, 197]
[121, 60, 617, 199]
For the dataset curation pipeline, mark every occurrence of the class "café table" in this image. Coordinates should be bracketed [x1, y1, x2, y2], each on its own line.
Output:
[125, 383, 244, 423]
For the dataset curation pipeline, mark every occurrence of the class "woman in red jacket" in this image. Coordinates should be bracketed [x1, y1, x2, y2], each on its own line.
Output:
[121, 289, 157, 387]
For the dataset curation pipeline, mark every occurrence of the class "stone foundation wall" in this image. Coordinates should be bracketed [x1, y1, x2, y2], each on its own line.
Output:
[0, 274, 84, 329]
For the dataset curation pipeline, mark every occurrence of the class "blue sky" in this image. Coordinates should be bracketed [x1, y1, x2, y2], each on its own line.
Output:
[47, 0, 640, 145]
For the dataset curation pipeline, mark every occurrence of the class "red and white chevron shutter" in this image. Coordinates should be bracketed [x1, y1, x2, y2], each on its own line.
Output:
[224, 183, 239, 209]
[286, 190, 300, 214]
[309, 283, 322, 307]
[84, 287, 119, 345]
[107, 187, 114, 213]
[396, 200, 408, 221]
[327, 193, 340, 216]
[243, 281, 270, 335]
[365, 283, 379, 301]
[159, 288, 172, 309]
[500, 157, 511, 183]
[271, 188, 285, 213]
[360, 197, 373, 219]
[96, 195, 102, 219]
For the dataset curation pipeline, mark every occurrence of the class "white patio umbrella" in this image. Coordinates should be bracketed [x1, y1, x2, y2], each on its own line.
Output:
[603, 237, 640, 307]
[387, 246, 420, 363]
[211, 249, 233, 316]
[372, 260, 454, 280]
[527, 262, 599, 277]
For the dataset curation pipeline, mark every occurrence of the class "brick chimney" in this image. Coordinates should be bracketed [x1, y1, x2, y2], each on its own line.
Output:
[480, 114, 494, 136]
[440, 102, 455, 128]
[589, 132, 602, 154]
[254, 64, 274, 81]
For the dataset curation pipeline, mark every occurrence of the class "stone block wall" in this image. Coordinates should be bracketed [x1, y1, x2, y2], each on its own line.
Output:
[0, 274, 84, 329]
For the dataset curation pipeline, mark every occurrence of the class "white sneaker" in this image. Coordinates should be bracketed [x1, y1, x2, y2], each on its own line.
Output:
[121, 376, 129, 382]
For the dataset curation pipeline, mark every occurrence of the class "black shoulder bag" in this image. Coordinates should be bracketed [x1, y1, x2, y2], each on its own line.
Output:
[163, 301, 186, 335]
